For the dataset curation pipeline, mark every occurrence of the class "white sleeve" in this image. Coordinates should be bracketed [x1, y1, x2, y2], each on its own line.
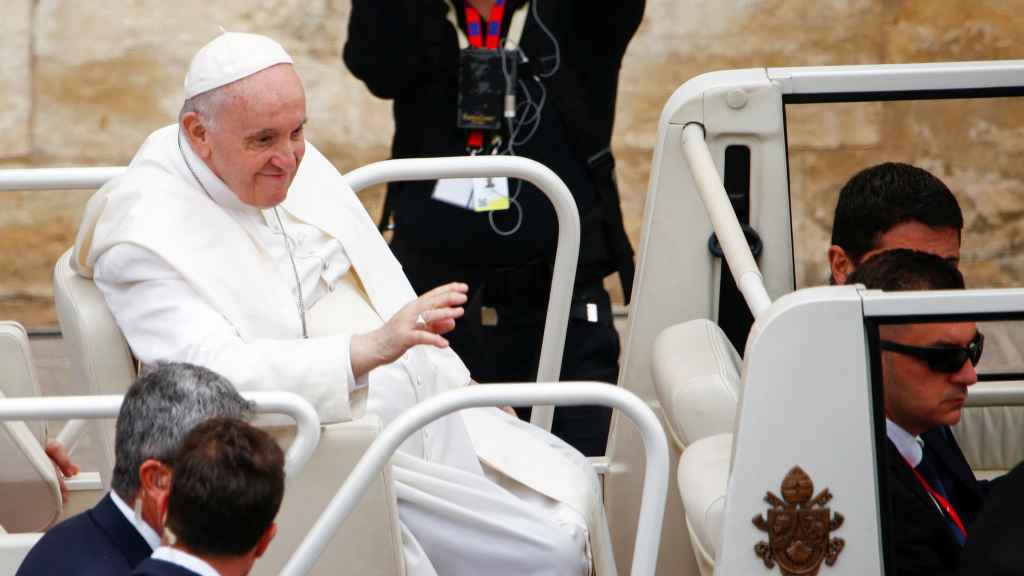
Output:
[93, 243, 366, 423]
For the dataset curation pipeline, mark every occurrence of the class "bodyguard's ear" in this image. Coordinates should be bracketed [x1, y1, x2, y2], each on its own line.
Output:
[180, 112, 211, 159]
[137, 459, 173, 534]
[253, 522, 278, 558]
[827, 245, 855, 285]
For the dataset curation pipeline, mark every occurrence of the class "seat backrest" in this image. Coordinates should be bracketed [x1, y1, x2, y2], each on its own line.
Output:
[652, 319, 742, 449]
[255, 416, 404, 576]
[0, 322, 62, 532]
[53, 249, 136, 487]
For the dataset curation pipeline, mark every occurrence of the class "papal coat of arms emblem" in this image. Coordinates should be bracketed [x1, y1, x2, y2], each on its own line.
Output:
[752, 466, 844, 575]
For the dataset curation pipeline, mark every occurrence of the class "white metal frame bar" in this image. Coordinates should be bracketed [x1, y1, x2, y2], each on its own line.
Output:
[966, 384, 1024, 407]
[281, 382, 668, 576]
[680, 123, 772, 318]
[0, 391, 321, 478]
[768, 60, 1024, 96]
[344, 157, 581, 432]
[0, 167, 125, 191]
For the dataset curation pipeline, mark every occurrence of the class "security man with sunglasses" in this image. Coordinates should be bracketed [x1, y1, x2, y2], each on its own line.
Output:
[848, 249, 987, 576]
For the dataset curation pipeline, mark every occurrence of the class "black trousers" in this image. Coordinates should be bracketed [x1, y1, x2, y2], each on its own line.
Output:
[393, 237, 620, 457]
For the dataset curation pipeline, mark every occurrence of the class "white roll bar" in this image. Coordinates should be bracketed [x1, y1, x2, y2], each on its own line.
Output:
[963, 384, 1024, 407]
[344, 157, 582, 432]
[0, 167, 125, 191]
[0, 391, 320, 478]
[281, 382, 668, 576]
[680, 123, 772, 318]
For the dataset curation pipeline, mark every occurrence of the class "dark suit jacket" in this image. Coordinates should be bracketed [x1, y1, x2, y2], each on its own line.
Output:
[921, 426, 989, 527]
[958, 459, 1024, 575]
[886, 435, 984, 576]
[16, 493, 153, 576]
[131, 558, 203, 576]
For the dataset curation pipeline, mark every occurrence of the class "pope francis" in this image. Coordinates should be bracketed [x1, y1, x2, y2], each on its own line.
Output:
[84, 32, 609, 576]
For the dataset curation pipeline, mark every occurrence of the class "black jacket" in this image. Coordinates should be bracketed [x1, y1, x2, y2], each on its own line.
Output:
[17, 494, 152, 575]
[885, 434, 985, 576]
[131, 558, 201, 576]
[344, 0, 643, 284]
[959, 458, 1024, 575]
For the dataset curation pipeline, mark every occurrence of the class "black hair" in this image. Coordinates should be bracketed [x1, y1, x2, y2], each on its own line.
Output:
[846, 249, 965, 292]
[830, 162, 963, 263]
[165, 417, 285, 557]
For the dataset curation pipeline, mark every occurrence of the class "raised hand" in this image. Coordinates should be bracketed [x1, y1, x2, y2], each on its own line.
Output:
[351, 282, 469, 377]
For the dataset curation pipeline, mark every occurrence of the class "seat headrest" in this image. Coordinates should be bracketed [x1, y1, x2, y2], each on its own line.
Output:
[70, 179, 118, 279]
[652, 319, 742, 448]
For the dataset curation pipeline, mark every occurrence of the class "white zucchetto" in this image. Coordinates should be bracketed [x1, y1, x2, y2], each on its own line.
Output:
[184, 32, 294, 99]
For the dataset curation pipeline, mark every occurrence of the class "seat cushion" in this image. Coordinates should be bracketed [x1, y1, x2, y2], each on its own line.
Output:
[678, 433, 732, 575]
[653, 319, 741, 448]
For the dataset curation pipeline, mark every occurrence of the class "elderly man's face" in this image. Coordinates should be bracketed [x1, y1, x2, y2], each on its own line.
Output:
[204, 64, 307, 208]
[881, 321, 979, 436]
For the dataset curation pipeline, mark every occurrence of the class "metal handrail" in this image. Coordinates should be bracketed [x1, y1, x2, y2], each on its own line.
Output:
[680, 123, 772, 318]
[0, 167, 125, 191]
[965, 382, 1024, 407]
[281, 382, 668, 576]
[344, 157, 582, 432]
[0, 391, 320, 478]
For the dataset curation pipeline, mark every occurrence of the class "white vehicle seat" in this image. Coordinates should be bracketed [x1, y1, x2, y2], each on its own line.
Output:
[0, 321, 63, 533]
[953, 403, 1024, 480]
[51, 182, 404, 575]
[651, 319, 740, 576]
[0, 533, 43, 574]
[652, 319, 741, 447]
[677, 433, 731, 576]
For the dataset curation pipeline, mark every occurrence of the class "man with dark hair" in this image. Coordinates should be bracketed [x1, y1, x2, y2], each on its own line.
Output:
[848, 250, 984, 575]
[131, 418, 284, 576]
[829, 162, 963, 285]
[17, 363, 253, 576]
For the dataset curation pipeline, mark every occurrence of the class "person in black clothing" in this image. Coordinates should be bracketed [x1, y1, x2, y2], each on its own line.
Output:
[344, 0, 644, 455]
[847, 250, 986, 576]
[959, 459, 1024, 575]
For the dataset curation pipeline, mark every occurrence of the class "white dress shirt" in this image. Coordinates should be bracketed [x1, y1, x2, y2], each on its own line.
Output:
[151, 546, 221, 576]
[886, 418, 923, 467]
[109, 490, 161, 552]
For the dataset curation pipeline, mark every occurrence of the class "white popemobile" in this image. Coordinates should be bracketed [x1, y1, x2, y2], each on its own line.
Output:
[2, 59, 1024, 575]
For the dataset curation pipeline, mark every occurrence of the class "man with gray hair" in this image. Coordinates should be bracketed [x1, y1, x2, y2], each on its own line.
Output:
[81, 32, 604, 576]
[17, 362, 252, 576]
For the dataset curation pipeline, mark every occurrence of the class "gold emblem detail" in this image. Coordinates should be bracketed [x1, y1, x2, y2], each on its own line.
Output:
[753, 466, 844, 575]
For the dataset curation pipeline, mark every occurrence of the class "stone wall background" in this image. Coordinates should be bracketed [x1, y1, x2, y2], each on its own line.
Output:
[2, 0, 1023, 327]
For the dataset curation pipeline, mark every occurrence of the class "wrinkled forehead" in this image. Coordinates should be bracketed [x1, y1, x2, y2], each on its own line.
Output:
[219, 64, 306, 122]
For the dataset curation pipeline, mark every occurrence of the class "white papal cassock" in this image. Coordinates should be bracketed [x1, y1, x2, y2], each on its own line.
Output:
[83, 125, 613, 576]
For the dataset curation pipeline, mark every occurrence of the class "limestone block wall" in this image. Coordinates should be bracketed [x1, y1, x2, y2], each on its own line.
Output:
[2, 0, 1023, 326]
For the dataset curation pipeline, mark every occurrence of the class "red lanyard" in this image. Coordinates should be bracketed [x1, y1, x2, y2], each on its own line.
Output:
[464, 1, 507, 150]
[465, 0, 507, 50]
[904, 458, 968, 539]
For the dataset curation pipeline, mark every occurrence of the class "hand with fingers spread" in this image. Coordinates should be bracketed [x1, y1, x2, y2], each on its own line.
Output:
[351, 282, 469, 377]
[45, 439, 79, 503]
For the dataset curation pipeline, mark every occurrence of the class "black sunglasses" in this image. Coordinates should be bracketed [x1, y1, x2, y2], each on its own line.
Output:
[879, 331, 984, 374]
